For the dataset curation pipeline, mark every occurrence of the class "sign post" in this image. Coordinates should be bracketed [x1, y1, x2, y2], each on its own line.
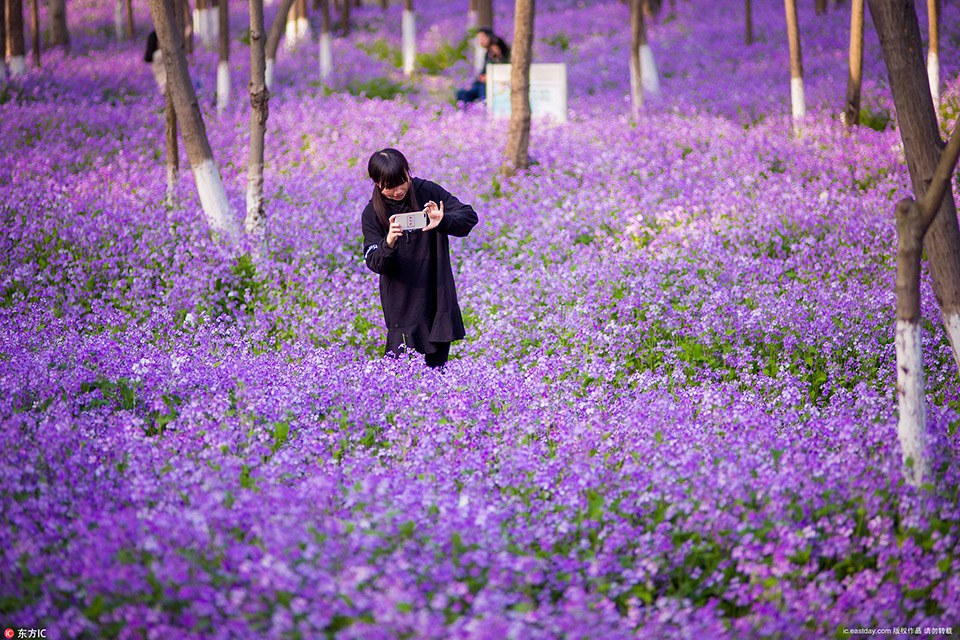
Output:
[486, 63, 568, 123]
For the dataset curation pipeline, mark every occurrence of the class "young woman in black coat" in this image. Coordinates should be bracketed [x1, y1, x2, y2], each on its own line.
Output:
[361, 149, 479, 368]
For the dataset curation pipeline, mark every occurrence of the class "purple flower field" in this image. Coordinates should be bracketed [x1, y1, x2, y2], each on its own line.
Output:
[3, 0, 960, 637]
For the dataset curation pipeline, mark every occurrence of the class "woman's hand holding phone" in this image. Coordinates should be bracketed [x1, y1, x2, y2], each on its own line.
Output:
[423, 200, 444, 231]
[386, 215, 403, 247]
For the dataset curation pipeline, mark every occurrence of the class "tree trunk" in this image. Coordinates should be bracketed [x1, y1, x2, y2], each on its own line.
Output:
[890, 118, 960, 487]
[319, 0, 332, 80]
[286, 0, 309, 48]
[319, 0, 333, 82]
[341, 0, 350, 35]
[927, 0, 939, 109]
[468, 0, 477, 28]
[784, 0, 805, 125]
[166, 89, 179, 207]
[125, 0, 134, 39]
[0, 0, 6, 82]
[167, 0, 182, 207]
[147, 0, 239, 243]
[381, 0, 388, 9]
[477, 0, 492, 30]
[246, 0, 268, 241]
[843, 0, 864, 128]
[49, 0, 69, 49]
[629, 0, 642, 114]
[502, 0, 533, 177]
[217, 0, 229, 114]
[815, 0, 828, 14]
[182, 0, 193, 53]
[745, 0, 752, 45]
[870, 0, 960, 442]
[29, 0, 38, 67]
[638, 0, 659, 96]
[113, 0, 122, 39]
[6, 0, 25, 76]
[895, 198, 930, 487]
[402, 0, 415, 76]
[264, 0, 295, 89]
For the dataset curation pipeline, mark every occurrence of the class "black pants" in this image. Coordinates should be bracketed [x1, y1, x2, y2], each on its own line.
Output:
[425, 342, 450, 369]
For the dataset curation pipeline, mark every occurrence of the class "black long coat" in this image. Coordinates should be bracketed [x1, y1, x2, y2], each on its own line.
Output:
[361, 178, 478, 356]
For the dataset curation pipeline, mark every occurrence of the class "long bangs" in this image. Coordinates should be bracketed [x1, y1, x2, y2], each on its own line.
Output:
[368, 149, 410, 189]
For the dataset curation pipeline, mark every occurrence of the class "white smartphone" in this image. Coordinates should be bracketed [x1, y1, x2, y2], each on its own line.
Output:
[395, 211, 428, 231]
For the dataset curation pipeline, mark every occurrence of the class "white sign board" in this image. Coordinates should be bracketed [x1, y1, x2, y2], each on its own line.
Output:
[486, 63, 568, 123]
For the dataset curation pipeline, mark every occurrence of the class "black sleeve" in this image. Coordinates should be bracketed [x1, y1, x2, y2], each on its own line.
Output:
[362, 205, 398, 274]
[422, 181, 478, 238]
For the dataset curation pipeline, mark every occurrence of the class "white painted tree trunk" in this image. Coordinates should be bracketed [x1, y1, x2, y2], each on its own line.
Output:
[941, 311, 960, 377]
[217, 62, 230, 113]
[151, 50, 167, 93]
[9, 56, 26, 77]
[298, 16, 310, 40]
[166, 165, 179, 208]
[639, 43, 660, 96]
[928, 50, 940, 110]
[193, 7, 203, 42]
[629, 55, 641, 114]
[467, 9, 477, 29]
[895, 320, 930, 486]
[791, 76, 806, 121]
[265, 58, 275, 89]
[319, 31, 333, 80]
[199, 7, 216, 49]
[193, 158, 240, 243]
[402, 10, 416, 76]
[115, 0, 125, 40]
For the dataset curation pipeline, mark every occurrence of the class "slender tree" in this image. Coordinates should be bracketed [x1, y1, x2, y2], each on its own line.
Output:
[246, 0, 268, 241]
[870, 0, 960, 485]
[114, 0, 124, 40]
[147, 0, 240, 243]
[815, 0, 828, 15]
[927, 0, 939, 109]
[638, 0, 659, 96]
[0, 0, 6, 82]
[49, 0, 69, 50]
[502, 0, 533, 177]
[341, 0, 350, 35]
[468, 0, 477, 28]
[286, 0, 309, 47]
[318, 0, 332, 81]
[29, 0, 38, 67]
[843, 0, 864, 128]
[125, 0, 134, 38]
[264, 0, 295, 89]
[402, 0, 415, 76]
[167, 0, 183, 207]
[784, 0, 805, 126]
[6, 0, 25, 76]
[629, 0, 643, 114]
[217, 0, 229, 114]
[745, 0, 752, 45]
[182, 0, 193, 53]
[476, 0, 492, 73]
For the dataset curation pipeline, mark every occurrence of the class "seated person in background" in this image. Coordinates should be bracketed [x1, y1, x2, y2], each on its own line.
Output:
[144, 31, 166, 94]
[456, 28, 510, 104]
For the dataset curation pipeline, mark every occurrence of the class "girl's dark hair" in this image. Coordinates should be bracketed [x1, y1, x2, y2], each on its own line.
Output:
[478, 29, 510, 62]
[368, 148, 419, 231]
[144, 31, 159, 63]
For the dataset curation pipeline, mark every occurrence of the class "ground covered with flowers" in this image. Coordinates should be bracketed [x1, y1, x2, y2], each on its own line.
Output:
[3, 0, 960, 638]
